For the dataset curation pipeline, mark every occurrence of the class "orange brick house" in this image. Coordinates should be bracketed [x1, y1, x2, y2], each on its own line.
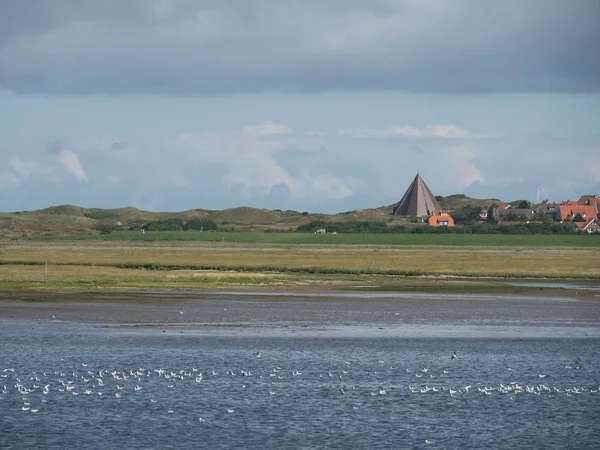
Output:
[558, 204, 598, 222]
[428, 210, 455, 227]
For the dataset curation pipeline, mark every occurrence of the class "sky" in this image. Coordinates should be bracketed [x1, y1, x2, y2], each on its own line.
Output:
[1, 0, 599, 213]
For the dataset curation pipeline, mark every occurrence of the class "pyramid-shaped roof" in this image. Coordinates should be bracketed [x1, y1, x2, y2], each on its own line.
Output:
[392, 174, 441, 216]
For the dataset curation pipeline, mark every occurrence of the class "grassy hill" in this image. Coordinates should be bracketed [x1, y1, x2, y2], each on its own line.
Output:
[436, 194, 502, 210]
[1, 194, 505, 237]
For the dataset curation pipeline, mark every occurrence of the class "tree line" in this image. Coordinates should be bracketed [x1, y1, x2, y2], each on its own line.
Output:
[295, 220, 579, 235]
[143, 218, 218, 231]
[95, 217, 221, 234]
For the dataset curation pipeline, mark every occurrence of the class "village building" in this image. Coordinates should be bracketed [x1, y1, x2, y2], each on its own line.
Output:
[576, 218, 600, 233]
[540, 200, 559, 217]
[578, 195, 600, 218]
[428, 210, 455, 227]
[390, 174, 596, 230]
[392, 174, 455, 227]
[493, 207, 537, 222]
[392, 174, 441, 217]
[557, 204, 598, 223]
[578, 195, 600, 207]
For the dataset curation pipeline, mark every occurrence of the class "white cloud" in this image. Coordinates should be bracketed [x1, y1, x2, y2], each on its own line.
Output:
[362, 142, 485, 202]
[340, 124, 488, 139]
[242, 121, 293, 137]
[5, 121, 597, 212]
[341, 126, 423, 138]
[437, 144, 484, 188]
[426, 125, 473, 139]
[175, 122, 354, 201]
[10, 157, 37, 177]
[222, 150, 294, 199]
[58, 150, 88, 182]
[292, 174, 355, 200]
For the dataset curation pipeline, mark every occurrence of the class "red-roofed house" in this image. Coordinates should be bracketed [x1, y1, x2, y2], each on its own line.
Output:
[578, 195, 600, 217]
[558, 204, 598, 222]
[428, 210, 455, 227]
[561, 200, 580, 208]
[575, 218, 600, 233]
[578, 195, 600, 207]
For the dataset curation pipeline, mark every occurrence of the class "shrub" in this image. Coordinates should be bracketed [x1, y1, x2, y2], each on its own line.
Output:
[185, 218, 218, 231]
[144, 218, 185, 231]
[85, 210, 119, 220]
[96, 225, 116, 235]
[294, 218, 578, 235]
[451, 205, 482, 224]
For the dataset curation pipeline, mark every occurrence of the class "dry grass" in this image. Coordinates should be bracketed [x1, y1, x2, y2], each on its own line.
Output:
[1, 242, 599, 279]
[0, 264, 286, 289]
[164, 271, 268, 279]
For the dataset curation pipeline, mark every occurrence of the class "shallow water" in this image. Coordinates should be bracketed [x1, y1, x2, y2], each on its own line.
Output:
[1, 291, 599, 449]
[502, 281, 600, 291]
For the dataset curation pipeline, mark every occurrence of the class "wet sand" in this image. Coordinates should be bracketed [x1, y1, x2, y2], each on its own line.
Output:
[1, 288, 599, 338]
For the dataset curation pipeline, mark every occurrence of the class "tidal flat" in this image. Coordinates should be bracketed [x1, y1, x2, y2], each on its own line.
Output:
[1, 288, 599, 338]
[1, 289, 599, 449]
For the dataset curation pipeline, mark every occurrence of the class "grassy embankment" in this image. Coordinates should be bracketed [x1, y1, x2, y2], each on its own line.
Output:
[1, 232, 599, 292]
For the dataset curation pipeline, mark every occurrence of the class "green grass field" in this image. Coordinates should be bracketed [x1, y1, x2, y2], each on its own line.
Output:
[17, 230, 600, 247]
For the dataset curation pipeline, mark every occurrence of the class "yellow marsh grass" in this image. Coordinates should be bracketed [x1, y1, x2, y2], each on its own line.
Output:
[1, 244, 599, 278]
[164, 271, 266, 279]
[0, 264, 278, 287]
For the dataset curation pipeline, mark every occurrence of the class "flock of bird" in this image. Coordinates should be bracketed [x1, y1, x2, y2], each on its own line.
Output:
[1, 352, 596, 422]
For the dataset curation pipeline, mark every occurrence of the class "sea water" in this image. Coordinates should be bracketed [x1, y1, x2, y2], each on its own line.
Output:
[1, 292, 599, 449]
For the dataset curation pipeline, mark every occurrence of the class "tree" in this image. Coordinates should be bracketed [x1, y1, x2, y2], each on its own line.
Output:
[532, 211, 552, 223]
[97, 225, 115, 235]
[450, 205, 482, 224]
[516, 200, 531, 209]
[185, 218, 217, 231]
[145, 218, 184, 231]
[573, 213, 586, 222]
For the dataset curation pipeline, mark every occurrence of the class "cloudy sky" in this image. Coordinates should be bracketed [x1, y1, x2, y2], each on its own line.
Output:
[1, 0, 599, 213]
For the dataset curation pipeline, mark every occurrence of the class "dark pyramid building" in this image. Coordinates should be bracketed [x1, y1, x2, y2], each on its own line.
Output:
[392, 173, 441, 216]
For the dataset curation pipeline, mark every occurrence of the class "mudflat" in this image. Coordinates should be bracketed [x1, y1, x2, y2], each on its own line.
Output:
[1, 288, 599, 339]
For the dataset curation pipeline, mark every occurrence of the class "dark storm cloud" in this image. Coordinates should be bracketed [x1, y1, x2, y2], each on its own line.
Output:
[0, 0, 598, 95]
